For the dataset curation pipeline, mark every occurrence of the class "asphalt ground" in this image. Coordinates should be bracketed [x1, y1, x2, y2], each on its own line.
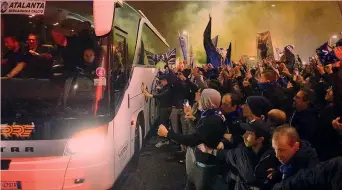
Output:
[112, 130, 187, 190]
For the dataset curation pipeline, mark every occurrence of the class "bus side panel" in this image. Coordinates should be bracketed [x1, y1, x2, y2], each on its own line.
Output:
[128, 66, 156, 134]
[112, 93, 132, 183]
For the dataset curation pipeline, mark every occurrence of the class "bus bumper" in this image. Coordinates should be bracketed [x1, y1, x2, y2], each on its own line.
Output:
[1, 155, 113, 190]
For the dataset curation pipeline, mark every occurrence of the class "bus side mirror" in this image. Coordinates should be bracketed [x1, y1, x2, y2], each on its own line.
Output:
[93, 0, 115, 37]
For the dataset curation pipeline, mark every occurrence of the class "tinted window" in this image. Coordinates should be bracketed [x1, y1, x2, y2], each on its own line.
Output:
[1, 2, 110, 123]
[137, 24, 168, 66]
[113, 4, 140, 66]
[141, 24, 168, 55]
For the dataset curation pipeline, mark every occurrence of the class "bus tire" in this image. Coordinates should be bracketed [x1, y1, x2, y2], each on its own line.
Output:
[131, 120, 141, 167]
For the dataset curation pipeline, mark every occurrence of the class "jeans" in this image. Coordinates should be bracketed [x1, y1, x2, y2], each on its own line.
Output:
[185, 147, 218, 190]
[170, 108, 182, 133]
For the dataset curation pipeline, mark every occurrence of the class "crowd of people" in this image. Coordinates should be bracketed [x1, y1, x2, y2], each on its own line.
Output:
[141, 47, 342, 190]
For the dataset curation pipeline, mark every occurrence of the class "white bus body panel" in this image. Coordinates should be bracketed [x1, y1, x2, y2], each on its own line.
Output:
[1, 122, 116, 190]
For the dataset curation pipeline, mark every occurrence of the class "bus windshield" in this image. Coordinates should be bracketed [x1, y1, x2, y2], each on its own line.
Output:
[1, 1, 111, 122]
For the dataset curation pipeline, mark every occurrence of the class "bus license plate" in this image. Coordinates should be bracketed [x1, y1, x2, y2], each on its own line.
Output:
[1, 181, 22, 190]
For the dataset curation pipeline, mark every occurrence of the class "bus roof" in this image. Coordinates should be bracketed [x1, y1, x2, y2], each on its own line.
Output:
[123, 3, 169, 48]
[137, 10, 169, 48]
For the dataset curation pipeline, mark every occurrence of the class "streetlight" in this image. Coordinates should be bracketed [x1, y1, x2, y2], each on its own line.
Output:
[271, 4, 276, 7]
[329, 34, 339, 47]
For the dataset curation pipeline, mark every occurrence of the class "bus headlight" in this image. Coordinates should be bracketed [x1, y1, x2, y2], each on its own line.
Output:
[64, 126, 107, 155]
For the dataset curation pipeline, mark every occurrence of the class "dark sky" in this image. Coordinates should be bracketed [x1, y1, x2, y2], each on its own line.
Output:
[128, 1, 342, 62]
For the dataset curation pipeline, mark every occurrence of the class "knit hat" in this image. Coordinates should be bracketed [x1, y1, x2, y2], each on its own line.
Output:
[245, 96, 273, 118]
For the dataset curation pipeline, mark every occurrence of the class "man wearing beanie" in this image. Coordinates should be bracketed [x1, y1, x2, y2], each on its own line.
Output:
[243, 96, 273, 122]
[215, 96, 273, 189]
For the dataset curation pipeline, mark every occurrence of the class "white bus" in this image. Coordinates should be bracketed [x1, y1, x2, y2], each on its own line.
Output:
[1, 0, 169, 189]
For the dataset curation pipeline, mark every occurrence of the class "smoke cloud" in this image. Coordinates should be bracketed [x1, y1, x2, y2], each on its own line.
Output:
[131, 1, 342, 63]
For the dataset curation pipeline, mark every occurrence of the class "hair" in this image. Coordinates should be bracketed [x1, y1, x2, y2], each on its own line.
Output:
[272, 124, 300, 146]
[28, 33, 40, 41]
[262, 70, 277, 81]
[4, 35, 18, 42]
[300, 87, 315, 103]
[223, 93, 242, 106]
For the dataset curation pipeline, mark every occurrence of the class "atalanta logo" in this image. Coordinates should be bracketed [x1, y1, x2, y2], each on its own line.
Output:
[1, 1, 9, 13]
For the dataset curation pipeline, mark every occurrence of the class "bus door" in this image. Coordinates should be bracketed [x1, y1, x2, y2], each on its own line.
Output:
[111, 27, 131, 177]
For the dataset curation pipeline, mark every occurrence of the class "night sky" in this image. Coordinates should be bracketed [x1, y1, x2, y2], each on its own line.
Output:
[128, 1, 342, 62]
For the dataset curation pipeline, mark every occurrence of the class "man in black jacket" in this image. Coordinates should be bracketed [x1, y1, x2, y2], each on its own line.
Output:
[268, 125, 320, 184]
[199, 120, 280, 190]
[272, 157, 342, 190]
[290, 88, 318, 145]
[220, 93, 244, 148]
[316, 87, 342, 161]
[143, 75, 173, 148]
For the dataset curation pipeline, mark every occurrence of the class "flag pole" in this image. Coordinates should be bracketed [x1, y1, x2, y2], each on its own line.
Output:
[187, 32, 190, 67]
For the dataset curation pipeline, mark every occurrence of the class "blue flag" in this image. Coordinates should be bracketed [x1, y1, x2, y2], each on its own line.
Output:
[179, 34, 188, 61]
[203, 16, 221, 68]
[316, 42, 340, 65]
[212, 35, 219, 47]
[225, 42, 232, 67]
[145, 48, 176, 66]
[163, 48, 176, 65]
[145, 49, 157, 65]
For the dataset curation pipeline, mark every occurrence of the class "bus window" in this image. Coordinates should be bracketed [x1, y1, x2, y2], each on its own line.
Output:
[1, 2, 111, 134]
[137, 40, 151, 66]
[113, 3, 140, 67]
[110, 30, 128, 112]
[137, 24, 168, 66]
[112, 31, 127, 91]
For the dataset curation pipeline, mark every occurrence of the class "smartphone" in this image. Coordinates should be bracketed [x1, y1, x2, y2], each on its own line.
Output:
[183, 99, 190, 107]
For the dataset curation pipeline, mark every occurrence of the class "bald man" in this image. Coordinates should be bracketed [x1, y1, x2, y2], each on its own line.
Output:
[267, 109, 287, 132]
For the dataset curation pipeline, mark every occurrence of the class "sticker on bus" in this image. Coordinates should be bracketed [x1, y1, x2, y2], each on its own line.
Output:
[1, 181, 22, 190]
[94, 77, 107, 86]
[1, 123, 35, 137]
[96, 67, 106, 77]
[1, 0, 46, 15]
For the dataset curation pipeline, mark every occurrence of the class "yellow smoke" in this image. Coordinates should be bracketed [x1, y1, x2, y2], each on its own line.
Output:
[168, 1, 342, 62]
